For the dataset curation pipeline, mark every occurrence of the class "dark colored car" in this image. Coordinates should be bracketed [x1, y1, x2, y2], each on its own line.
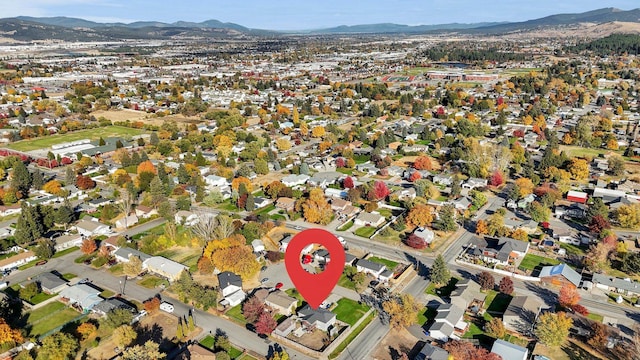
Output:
[36, 260, 47, 266]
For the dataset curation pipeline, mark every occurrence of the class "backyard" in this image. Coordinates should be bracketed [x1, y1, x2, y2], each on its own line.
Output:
[27, 301, 83, 337]
[354, 226, 377, 238]
[199, 335, 255, 359]
[367, 256, 399, 271]
[519, 253, 561, 272]
[7, 126, 146, 152]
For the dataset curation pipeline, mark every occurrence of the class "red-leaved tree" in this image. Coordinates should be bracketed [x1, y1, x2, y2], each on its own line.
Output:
[589, 215, 611, 234]
[80, 239, 97, 255]
[336, 157, 346, 168]
[405, 234, 428, 249]
[76, 175, 96, 190]
[572, 304, 589, 316]
[499, 276, 513, 295]
[559, 284, 580, 308]
[443, 340, 502, 360]
[372, 181, 390, 200]
[409, 171, 422, 182]
[490, 171, 504, 187]
[242, 296, 265, 324]
[343, 176, 354, 189]
[255, 312, 277, 335]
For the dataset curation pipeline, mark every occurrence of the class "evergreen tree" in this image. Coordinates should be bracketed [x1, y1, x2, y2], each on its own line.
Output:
[99, 137, 106, 146]
[150, 132, 159, 146]
[55, 205, 75, 229]
[10, 161, 31, 196]
[431, 254, 451, 285]
[149, 176, 165, 207]
[140, 151, 149, 162]
[195, 152, 207, 166]
[299, 163, 309, 175]
[120, 152, 132, 167]
[177, 164, 190, 184]
[65, 167, 76, 186]
[246, 194, 255, 211]
[435, 204, 457, 231]
[131, 152, 141, 166]
[115, 140, 124, 149]
[176, 319, 183, 339]
[188, 313, 195, 331]
[31, 171, 45, 190]
[14, 203, 43, 244]
[157, 163, 168, 185]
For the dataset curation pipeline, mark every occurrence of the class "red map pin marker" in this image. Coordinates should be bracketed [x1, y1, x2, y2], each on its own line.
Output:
[285, 228, 345, 309]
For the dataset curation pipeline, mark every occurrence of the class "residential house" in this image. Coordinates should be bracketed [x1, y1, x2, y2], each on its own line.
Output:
[0, 226, 14, 239]
[428, 303, 467, 341]
[413, 227, 435, 245]
[463, 177, 488, 190]
[0, 204, 21, 217]
[175, 343, 217, 360]
[345, 253, 357, 266]
[393, 187, 416, 201]
[279, 235, 313, 253]
[356, 162, 378, 175]
[330, 198, 352, 213]
[275, 317, 297, 337]
[503, 217, 538, 234]
[114, 247, 152, 264]
[592, 273, 640, 297]
[298, 304, 336, 332]
[75, 217, 111, 237]
[115, 214, 139, 229]
[415, 343, 449, 360]
[491, 339, 528, 360]
[308, 172, 342, 188]
[0, 250, 37, 271]
[92, 297, 137, 317]
[53, 233, 83, 251]
[253, 197, 272, 209]
[204, 174, 228, 188]
[87, 197, 111, 210]
[539, 263, 581, 288]
[135, 205, 158, 219]
[450, 278, 486, 311]
[218, 271, 246, 307]
[276, 197, 296, 212]
[467, 236, 530, 266]
[554, 204, 587, 219]
[503, 295, 542, 333]
[452, 197, 472, 211]
[34, 272, 68, 294]
[354, 212, 385, 227]
[59, 284, 103, 312]
[433, 174, 453, 186]
[356, 259, 386, 278]
[566, 190, 588, 204]
[143, 256, 188, 282]
[281, 174, 310, 187]
[174, 210, 199, 226]
[265, 290, 298, 316]
[553, 230, 582, 246]
[386, 165, 404, 177]
[251, 239, 265, 253]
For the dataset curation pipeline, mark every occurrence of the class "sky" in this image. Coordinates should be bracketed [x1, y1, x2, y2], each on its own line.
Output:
[1, 0, 639, 30]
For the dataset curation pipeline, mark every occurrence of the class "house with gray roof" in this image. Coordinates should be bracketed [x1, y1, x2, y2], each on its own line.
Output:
[354, 212, 385, 227]
[60, 284, 103, 312]
[298, 304, 336, 332]
[539, 263, 581, 288]
[281, 174, 310, 187]
[467, 236, 529, 266]
[74, 217, 111, 237]
[143, 256, 188, 282]
[92, 297, 137, 316]
[53, 233, 83, 252]
[415, 343, 449, 360]
[114, 247, 152, 264]
[34, 272, 68, 294]
[428, 303, 467, 341]
[450, 278, 485, 311]
[491, 339, 528, 360]
[265, 290, 298, 316]
[503, 295, 542, 333]
[308, 171, 342, 188]
[592, 273, 640, 297]
[355, 259, 386, 278]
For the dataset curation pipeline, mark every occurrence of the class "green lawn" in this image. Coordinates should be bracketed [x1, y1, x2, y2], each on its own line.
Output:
[61, 273, 77, 280]
[29, 292, 57, 304]
[333, 298, 370, 326]
[462, 322, 485, 339]
[417, 307, 437, 326]
[337, 221, 354, 231]
[228, 346, 243, 358]
[336, 168, 353, 175]
[559, 243, 587, 257]
[285, 288, 306, 308]
[52, 247, 79, 258]
[377, 208, 392, 218]
[587, 313, 604, 322]
[367, 256, 398, 270]
[255, 204, 275, 215]
[225, 304, 246, 324]
[100, 289, 115, 298]
[137, 275, 169, 289]
[425, 278, 459, 297]
[354, 226, 376, 238]
[7, 126, 145, 152]
[519, 254, 560, 271]
[338, 273, 356, 291]
[329, 311, 376, 359]
[199, 335, 215, 348]
[27, 302, 82, 337]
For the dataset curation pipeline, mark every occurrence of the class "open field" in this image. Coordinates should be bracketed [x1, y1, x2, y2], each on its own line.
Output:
[6, 126, 146, 152]
[91, 109, 201, 127]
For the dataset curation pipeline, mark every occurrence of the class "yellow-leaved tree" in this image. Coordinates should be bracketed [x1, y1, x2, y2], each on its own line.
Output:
[201, 234, 259, 281]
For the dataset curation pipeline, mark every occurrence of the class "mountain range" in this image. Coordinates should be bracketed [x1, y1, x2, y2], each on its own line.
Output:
[1, 7, 640, 42]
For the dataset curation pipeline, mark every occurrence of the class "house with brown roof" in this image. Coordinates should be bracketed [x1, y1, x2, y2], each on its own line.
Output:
[276, 197, 296, 212]
[135, 205, 158, 219]
[175, 343, 217, 360]
[0, 250, 37, 271]
[265, 290, 298, 316]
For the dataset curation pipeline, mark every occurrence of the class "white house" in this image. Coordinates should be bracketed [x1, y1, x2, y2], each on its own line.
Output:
[115, 214, 139, 229]
[413, 227, 434, 245]
[53, 233, 84, 251]
[143, 256, 188, 282]
[491, 339, 528, 360]
[356, 259, 386, 278]
[298, 304, 336, 332]
[75, 217, 111, 237]
[251, 239, 265, 253]
[0, 250, 36, 271]
[354, 212, 385, 227]
[218, 271, 245, 307]
[174, 210, 199, 226]
[428, 303, 467, 342]
[0, 204, 21, 217]
[279, 235, 313, 254]
[281, 174, 310, 187]
[204, 174, 228, 188]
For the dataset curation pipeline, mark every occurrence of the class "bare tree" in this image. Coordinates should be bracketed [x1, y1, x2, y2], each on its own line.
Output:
[190, 211, 221, 241]
[212, 214, 235, 241]
[118, 191, 135, 229]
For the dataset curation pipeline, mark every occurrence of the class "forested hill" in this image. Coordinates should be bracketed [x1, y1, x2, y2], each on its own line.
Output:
[570, 33, 640, 55]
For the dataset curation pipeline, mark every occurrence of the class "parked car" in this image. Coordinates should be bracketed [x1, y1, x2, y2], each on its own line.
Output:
[261, 278, 269, 283]
[35, 260, 47, 266]
[260, 266, 268, 271]
[160, 301, 174, 313]
[275, 282, 283, 289]
[302, 254, 313, 264]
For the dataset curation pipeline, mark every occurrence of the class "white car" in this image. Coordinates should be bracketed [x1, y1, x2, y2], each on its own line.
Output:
[159, 301, 174, 313]
[337, 236, 346, 245]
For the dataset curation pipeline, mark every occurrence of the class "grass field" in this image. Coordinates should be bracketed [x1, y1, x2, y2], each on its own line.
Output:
[225, 304, 246, 324]
[519, 254, 561, 271]
[137, 274, 169, 289]
[333, 298, 369, 326]
[6, 126, 146, 152]
[27, 302, 82, 337]
[367, 256, 398, 270]
[354, 226, 376, 238]
[485, 290, 512, 315]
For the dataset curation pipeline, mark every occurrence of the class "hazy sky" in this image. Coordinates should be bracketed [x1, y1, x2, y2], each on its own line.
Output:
[1, 0, 639, 30]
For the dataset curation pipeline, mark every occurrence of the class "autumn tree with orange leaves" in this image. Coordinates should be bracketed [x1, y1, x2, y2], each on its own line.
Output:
[413, 156, 433, 170]
[558, 284, 581, 308]
[302, 188, 333, 225]
[137, 160, 156, 175]
[200, 234, 260, 281]
[0, 318, 23, 347]
[80, 238, 97, 255]
[406, 205, 434, 228]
